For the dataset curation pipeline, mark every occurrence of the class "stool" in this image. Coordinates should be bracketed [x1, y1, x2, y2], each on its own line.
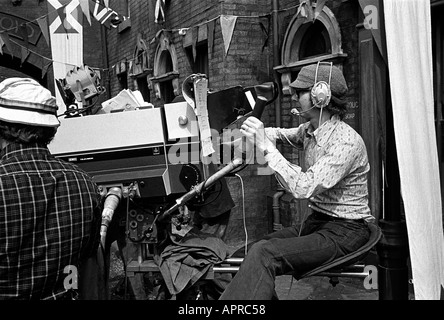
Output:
[124, 223, 382, 299]
[296, 222, 382, 286]
[212, 222, 382, 287]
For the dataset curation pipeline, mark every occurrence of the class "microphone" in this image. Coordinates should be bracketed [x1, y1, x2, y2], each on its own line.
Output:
[290, 105, 316, 116]
[100, 187, 122, 247]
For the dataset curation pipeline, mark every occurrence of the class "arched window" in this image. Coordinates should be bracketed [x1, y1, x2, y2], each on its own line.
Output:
[129, 33, 152, 102]
[298, 20, 331, 60]
[274, 4, 347, 95]
[149, 31, 179, 104]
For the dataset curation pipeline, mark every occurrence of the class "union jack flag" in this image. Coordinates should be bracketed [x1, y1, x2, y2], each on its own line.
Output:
[47, 0, 83, 34]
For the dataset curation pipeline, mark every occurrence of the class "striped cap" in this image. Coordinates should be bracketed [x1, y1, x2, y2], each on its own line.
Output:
[0, 78, 60, 127]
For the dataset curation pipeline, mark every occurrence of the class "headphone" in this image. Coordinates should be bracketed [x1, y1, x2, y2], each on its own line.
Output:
[310, 61, 333, 109]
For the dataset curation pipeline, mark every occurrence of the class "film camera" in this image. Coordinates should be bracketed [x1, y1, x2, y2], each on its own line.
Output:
[50, 72, 277, 253]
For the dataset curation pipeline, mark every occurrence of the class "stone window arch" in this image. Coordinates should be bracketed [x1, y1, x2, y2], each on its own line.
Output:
[149, 30, 179, 103]
[129, 33, 152, 102]
[275, 4, 347, 95]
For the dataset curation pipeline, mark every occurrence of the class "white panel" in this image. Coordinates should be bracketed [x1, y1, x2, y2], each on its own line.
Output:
[49, 108, 165, 155]
[164, 102, 199, 140]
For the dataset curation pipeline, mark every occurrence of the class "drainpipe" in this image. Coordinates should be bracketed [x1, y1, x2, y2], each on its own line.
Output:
[271, 0, 284, 231]
[273, 188, 285, 231]
[272, 0, 281, 128]
[100, 23, 111, 99]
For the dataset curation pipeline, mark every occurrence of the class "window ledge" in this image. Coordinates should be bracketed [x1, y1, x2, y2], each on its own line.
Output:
[274, 53, 348, 95]
[149, 71, 179, 83]
[274, 53, 348, 74]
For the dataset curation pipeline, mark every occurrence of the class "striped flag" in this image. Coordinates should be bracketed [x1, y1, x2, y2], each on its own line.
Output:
[155, 0, 165, 24]
[90, 0, 126, 29]
[47, 0, 83, 115]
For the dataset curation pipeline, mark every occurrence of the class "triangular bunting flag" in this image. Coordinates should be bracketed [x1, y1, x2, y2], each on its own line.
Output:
[20, 47, 30, 66]
[192, 26, 198, 62]
[19, 23, 29, 49]
[297, 0, 306, 17]
[259, 16, 270, 52]
[36, 16, 50, 46]
[128, 60, 133, 74]
[207, 19, 215, 60]
[155, 0, 165, 24]
[0, 32, 14, 58]
[79, 0, 92, 26]
[220, 15, 237, 57]
[314, 0, 327, 20]
[41, 59, 52, 79]
[307, 0, 314, 20]
[299, 0, 314, 21]
[0, 35, 4, 55]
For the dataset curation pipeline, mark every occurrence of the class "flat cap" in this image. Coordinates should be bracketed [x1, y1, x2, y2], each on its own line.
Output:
[290, 63, 348, 98]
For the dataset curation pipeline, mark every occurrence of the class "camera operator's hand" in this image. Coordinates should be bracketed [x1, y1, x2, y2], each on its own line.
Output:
[240, 116, 276, 155]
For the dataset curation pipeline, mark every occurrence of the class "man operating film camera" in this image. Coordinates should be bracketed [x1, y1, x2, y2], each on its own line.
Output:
[50, 68, 277, 300]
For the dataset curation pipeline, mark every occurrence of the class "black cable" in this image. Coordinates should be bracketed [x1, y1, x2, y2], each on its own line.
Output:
[226, 162, 249, 175]
[189, 179, 223, 208]
[128, 198, 154, 215]
[57, 91, 104, 118]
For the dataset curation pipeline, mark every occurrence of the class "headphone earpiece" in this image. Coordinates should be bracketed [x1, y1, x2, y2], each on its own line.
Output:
[311, 81, 331, 109]
[310, 62, 333, 109]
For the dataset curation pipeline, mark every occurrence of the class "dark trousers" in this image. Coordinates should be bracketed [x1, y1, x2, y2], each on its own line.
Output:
[219, 212, 370, 300]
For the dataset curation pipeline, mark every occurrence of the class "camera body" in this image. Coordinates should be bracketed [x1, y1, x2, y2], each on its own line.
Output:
[49, 85, 254, 244]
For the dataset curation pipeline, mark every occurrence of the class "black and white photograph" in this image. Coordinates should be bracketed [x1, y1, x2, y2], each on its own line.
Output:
[0, 0, 443, 314]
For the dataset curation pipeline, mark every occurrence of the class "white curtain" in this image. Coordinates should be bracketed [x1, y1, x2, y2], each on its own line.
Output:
[384, 0, 444, 300]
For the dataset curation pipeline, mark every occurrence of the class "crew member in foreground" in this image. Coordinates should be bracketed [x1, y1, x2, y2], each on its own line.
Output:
[0, 78, 102, 300]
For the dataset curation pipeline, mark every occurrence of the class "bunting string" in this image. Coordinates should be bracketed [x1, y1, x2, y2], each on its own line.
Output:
[0, 0, 120, 35]
[0, 1, 309, 74]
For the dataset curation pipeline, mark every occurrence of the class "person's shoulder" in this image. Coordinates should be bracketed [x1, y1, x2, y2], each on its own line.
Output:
[336, 120, 362, 137]
[334, 120, 366, 146]
[54, 157, 95, 180]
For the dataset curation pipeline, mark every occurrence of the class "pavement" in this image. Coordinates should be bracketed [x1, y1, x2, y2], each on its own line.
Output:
[275, 274, 379, 300]
[108, 245, 414, 300]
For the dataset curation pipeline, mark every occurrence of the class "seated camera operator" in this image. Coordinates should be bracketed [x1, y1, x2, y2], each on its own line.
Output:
[219, 63, 375, 300]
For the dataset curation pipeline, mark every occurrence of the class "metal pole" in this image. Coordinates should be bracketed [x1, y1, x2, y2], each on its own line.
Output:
[375, 0, 410, 300]
[377, 91, 409, 300]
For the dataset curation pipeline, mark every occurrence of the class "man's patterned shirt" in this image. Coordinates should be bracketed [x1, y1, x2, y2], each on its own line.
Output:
[265, 116, 374, 222]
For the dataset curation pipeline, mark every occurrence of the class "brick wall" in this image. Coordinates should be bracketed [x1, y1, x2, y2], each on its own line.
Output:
[105, 0, 278, 246]
[0, 1, 104, 94]
[0, 0, 365, 246]
[103, 0, 363, 246]
[0, 1, 52, 87]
